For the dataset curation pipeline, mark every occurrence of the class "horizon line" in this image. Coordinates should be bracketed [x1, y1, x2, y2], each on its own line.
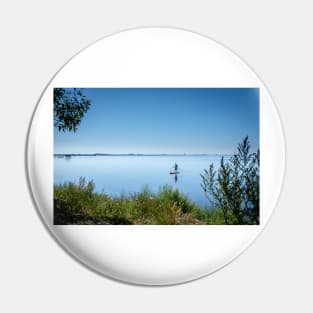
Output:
[54, 153, 232, 156]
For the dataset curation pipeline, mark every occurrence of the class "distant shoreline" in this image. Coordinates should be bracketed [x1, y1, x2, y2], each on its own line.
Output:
[54, 153, 231, 157]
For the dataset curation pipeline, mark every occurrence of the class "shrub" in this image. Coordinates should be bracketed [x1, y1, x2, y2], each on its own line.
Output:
[201, 137, 259, 225]
[54, 180, 205, 225]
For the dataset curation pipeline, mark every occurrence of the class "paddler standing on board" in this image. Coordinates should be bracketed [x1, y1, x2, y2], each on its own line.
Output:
[174, 163, 178, 172]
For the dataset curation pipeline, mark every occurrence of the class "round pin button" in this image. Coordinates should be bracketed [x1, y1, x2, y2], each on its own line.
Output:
[27, 28, 285, 285]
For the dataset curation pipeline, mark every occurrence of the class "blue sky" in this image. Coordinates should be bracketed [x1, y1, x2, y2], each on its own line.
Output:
[54, 88, 259, 154]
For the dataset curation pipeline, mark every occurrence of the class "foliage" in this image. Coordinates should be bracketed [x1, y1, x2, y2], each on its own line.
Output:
[54, 88, 91, 132]
[54, 178, 207, 225]
[201, 137, 260, 225]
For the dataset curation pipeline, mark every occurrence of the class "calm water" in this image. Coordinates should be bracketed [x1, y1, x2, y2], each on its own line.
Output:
[54, 155, 227, 207]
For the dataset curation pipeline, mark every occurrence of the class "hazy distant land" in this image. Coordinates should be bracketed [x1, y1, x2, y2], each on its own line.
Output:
[54, 153, 230, 157]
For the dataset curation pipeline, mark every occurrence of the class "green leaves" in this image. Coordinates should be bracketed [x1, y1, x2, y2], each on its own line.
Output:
[54, 88, 91, 132]
[201, 137, 260, 225]
[54, 181, 205, 225]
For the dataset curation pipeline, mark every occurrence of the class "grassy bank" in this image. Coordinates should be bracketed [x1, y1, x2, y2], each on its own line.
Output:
[54, 177, 228, 225]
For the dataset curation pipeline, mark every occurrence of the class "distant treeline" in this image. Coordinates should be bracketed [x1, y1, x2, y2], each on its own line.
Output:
[54, 153, 229, 157]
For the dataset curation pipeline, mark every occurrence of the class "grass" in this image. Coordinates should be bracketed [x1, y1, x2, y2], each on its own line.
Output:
[54, 177, 230, 225]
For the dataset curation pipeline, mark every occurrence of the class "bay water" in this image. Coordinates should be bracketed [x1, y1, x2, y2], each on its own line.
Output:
[54, 155, 227, 207]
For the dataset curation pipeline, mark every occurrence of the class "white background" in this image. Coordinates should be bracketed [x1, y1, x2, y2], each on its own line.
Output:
[0, 0, 312, 312]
